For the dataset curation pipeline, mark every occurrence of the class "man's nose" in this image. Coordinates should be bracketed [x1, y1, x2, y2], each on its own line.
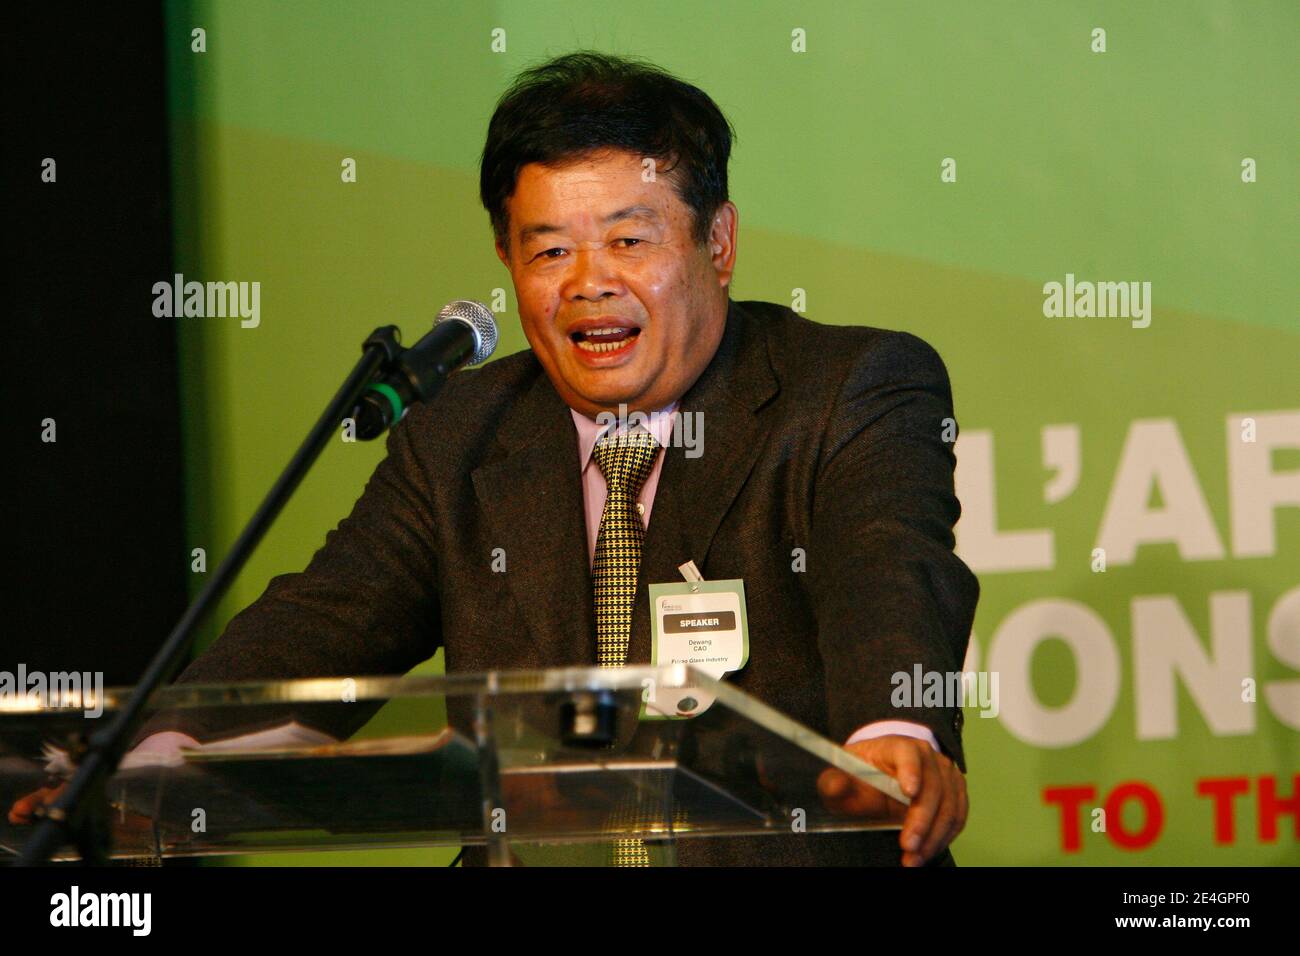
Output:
[563, 248, 623, 301]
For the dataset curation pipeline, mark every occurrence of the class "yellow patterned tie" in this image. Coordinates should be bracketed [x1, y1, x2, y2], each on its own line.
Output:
[592, 426, 661, 866]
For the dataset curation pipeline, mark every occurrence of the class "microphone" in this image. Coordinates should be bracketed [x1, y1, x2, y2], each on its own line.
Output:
[352, 299, 498, 440]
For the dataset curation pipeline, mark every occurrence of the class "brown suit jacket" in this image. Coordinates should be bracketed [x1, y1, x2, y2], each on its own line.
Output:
[159, 298, 979, 865]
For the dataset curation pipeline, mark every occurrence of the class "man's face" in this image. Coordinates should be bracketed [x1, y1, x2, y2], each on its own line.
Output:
[496, 149, 737, 419]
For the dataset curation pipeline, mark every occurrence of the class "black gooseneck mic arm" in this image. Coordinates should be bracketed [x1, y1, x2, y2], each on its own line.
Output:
[18, 325, 407, 866]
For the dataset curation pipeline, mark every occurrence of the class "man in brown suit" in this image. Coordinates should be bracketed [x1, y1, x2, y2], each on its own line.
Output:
[16, 52, 978, 866]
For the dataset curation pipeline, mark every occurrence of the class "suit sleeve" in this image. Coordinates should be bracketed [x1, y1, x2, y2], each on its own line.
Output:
[807, 331, 979, 772]
[136, 404, 443, 743]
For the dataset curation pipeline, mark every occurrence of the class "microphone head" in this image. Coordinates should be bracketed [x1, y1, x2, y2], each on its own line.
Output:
[437, 299, 498, 366]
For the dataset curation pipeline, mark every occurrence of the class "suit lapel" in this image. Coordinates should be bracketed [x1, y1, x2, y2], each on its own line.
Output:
[628, 300, 779, 664]
[471, 367, 596, 668]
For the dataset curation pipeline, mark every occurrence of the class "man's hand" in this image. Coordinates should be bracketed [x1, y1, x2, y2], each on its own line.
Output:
[816, 734, 968, 867]
[8, 783, 66, 825]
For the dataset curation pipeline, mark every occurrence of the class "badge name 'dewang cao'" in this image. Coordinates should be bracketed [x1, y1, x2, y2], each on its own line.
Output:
[642, 561, 749, 719]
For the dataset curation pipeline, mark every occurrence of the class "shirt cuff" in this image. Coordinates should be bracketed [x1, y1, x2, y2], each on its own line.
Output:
[844, 720, 941, 753]
[132, 731, 201, 755]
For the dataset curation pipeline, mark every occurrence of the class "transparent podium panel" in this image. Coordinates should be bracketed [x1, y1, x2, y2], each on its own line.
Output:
[0, 665, 906, 865]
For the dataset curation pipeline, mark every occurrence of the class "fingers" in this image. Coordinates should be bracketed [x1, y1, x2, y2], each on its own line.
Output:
[900, 746, 942, 865]
[7, 785, 61, 825]
[891, 744, 925, 801]
[906, 755, 969, 866]
[943, 772, 968, 851]
[816, 767, 905, 820]
[817, 766, 849, 800]
[917, 762, 961, 864]
[949, 774, 969, 853]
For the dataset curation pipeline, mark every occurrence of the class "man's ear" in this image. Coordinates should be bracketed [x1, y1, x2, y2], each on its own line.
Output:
[495, 237, 509, 268]
[708, 201, 738, 289]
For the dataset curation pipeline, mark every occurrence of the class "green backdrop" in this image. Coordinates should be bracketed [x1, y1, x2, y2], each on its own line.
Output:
[162, 0, 1298, 865]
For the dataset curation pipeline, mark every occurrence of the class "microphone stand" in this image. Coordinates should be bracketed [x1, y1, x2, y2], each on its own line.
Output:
[18, 326, 405, 866]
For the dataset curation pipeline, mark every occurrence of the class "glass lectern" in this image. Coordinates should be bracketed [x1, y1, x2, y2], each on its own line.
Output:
[0, 665, 904, 865]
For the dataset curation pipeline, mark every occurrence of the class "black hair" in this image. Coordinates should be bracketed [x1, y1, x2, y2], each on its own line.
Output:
[479, 51, 735, 250]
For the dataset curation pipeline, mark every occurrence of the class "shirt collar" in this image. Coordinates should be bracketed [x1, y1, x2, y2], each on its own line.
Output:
[570, 401, 679, 472]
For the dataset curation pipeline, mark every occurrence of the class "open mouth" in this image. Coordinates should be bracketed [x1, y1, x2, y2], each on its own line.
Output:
[569, 325, 642, 354]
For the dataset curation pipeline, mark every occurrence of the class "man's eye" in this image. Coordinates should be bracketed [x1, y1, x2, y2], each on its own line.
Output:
[537, 248, 566, 260]
[616, 238, 643, 248]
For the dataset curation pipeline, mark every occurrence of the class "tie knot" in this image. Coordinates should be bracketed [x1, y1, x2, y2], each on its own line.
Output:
[593, 427, 660, 494]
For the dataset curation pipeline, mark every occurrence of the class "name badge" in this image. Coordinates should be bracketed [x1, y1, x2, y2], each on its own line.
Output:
[641, 561, 749, 720]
